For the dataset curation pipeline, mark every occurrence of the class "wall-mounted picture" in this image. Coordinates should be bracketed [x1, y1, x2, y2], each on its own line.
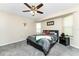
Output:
[47, 21, 54, 26]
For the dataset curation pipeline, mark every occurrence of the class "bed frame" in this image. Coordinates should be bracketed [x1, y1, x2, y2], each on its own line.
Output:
[26, 30, 59, 56]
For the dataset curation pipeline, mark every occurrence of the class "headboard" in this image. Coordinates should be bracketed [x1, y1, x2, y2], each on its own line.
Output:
[43, 30, 59, 40]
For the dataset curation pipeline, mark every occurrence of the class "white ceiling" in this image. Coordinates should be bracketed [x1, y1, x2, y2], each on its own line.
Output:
[0, 3, 79, 21]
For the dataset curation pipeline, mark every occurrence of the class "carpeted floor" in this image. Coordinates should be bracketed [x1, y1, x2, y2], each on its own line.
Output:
[0, 40, 79, 56]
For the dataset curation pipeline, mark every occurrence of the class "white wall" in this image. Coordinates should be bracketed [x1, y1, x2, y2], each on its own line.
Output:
[41, 18, 63, 36]
[0, 11, 36, 46]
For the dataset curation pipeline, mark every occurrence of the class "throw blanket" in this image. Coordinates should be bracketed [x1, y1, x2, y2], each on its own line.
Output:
[37, 38, 50, 52]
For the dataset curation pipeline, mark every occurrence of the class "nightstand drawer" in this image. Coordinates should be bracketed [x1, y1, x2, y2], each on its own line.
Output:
[59, 37, 70, 46]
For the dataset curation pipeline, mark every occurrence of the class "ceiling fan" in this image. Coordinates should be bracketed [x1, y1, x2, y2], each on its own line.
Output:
[22, 3, 44, 16]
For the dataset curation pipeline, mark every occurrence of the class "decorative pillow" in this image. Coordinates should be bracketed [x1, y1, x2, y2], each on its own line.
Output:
[43, 30, 49, 35]
[50, 32, 57, 35]
[36, 35, 52, 41]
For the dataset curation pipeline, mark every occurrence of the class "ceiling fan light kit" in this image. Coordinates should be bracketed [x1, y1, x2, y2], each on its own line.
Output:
[22, 3, 44, 16]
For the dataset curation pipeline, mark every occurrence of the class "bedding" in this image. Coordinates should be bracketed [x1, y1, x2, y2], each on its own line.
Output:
[27, 30, 59, 55]
[37, 38, 50, 52]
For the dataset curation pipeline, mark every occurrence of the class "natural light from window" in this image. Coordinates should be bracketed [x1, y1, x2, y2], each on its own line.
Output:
[63, 14, 73, 36]
[36, 23, 41, 34]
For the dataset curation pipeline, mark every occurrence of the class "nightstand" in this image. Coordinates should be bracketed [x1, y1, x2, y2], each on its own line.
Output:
[59, 35, 70, 46]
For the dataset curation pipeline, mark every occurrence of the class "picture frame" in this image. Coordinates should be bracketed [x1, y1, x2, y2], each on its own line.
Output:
[47, 21, 54, 26]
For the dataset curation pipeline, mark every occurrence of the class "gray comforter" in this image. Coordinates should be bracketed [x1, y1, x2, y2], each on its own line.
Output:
[27, 34, 57, 53]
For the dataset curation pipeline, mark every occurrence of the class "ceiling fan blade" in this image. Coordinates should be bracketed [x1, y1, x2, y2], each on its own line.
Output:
[24, 3, 31, 9]
[22, 10, 30, 12]
[37, 11, 43, 14]
[36, 3, 43, 9]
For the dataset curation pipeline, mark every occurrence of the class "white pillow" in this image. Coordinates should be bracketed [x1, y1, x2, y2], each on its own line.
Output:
[50, 32, 57, 35]
[36, 35, 52, 41]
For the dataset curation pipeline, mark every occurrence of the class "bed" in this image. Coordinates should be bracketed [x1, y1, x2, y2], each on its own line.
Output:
[26, 30, 59, 55]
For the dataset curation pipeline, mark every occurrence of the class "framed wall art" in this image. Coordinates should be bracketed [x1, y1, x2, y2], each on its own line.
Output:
[47, 21, 54, 26]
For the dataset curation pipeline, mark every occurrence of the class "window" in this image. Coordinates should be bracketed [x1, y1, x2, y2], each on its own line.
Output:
[36, 23, 41, 34]
[63, 14, 73, 35]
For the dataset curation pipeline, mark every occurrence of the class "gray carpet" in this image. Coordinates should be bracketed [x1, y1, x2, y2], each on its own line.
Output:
[0, 40, 79, 56]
